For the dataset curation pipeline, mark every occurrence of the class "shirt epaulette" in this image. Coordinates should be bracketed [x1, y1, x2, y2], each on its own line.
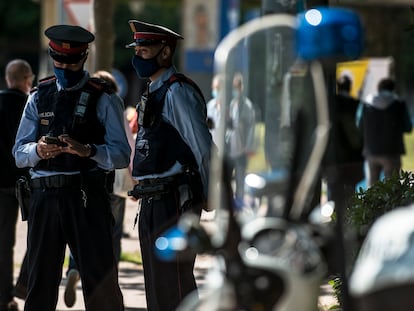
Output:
[34, 76, 57, 93]
[88, 77, 114, 94]
[168, 73, 205, 103]
[38, 75, 57, 84]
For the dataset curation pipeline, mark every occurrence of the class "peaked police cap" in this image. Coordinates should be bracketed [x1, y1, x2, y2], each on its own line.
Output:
[45, 25, 95, 63]
[125, 20, 183, 48]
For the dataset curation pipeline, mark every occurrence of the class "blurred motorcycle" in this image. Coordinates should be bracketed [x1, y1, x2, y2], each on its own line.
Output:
[349, 203, 414, 311]
[156, 7, 363, 311]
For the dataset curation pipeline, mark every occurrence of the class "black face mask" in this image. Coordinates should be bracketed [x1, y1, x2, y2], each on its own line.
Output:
[131, 46, 165, 78]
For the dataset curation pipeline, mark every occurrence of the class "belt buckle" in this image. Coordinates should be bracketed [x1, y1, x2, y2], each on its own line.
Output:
[56, 175, 64, 187]
[44, 176, 53, 188]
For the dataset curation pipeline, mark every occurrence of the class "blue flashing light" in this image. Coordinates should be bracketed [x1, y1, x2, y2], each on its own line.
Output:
[296, 7, 364, 61]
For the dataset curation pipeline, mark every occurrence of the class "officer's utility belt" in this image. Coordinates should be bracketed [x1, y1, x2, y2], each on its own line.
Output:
[31, 174, 80, 189]
[128, 174, 187, 199]
[31, 170, 113, 190]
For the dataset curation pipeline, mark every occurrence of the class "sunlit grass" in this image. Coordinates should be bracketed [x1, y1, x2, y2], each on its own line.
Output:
[403, 131, 414, 171]
[120, 251, 142, 265]
[56, 251, 143, 269]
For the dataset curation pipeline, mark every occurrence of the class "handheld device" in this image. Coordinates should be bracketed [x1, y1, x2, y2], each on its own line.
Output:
[45, 136, 67, 146]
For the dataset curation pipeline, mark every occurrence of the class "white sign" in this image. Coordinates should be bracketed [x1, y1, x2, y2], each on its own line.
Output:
[63, 0, 92, 30]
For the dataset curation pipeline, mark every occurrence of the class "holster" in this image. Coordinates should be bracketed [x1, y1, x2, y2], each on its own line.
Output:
[15, 176, 31, 221]
[128, 183, 169, 199]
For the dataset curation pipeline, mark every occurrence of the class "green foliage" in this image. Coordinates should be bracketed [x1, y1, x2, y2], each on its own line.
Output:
[0, 1, 41, 72]
[0, 1, 40, 40]
[61, 251, 142, 268]
[330, 171, 414, 307]
[346, 170, 414, 236]
[328, 277, 342, 307]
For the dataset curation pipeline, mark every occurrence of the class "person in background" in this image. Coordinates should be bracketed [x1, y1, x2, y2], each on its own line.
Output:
[206, 73, 223, 144]
[226, 72, 256, 200]
[357, 77, 412, 187]
[321, 75, 365, 307]
[92, 70, 135, 265]
[323, 75, 364, 208]
[13, 25, 129, 311]
[126, 20, 213, 311]
[0, 59, 33, 311]
[63, 70, 135, 308]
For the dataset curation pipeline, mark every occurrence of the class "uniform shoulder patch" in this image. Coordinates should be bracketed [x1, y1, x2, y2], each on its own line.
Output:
[38, 75, 57, 84]
[37, 76, 57, 91]
[87, 77, 114, 94]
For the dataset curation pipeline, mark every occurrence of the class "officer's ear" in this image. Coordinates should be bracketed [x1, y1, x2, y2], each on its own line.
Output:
[82, 53, 88, 64]
[74, 54, 88, 68]
[161, 46, 171, 60]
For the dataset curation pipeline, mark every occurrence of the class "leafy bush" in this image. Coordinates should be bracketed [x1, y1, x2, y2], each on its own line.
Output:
[330, 170, 414, 307]
[328, 277, 343, 307]
[346, 170, 414, 236]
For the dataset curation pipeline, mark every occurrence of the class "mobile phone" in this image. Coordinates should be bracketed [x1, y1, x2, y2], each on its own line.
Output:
[45, 136, 66, 146]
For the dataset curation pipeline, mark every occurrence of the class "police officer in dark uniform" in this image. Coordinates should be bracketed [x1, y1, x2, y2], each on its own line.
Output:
[13, 25, 129, 311]
[126, 20, 213, 311]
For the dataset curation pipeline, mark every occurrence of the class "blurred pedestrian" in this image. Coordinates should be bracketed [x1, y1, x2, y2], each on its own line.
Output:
[322, 76, 365, 303]
[0, 59, 33, 311]
[126, 20, 213, 311]
[13, 25, 129, 311]
[226, 72, 256, 200]
[206, 73, 223, 144]
[323, 75, 364, 207]
[357, 77, 412, 187]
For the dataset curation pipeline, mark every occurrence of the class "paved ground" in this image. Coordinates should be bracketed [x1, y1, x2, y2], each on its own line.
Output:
[13, 199, 337, 310]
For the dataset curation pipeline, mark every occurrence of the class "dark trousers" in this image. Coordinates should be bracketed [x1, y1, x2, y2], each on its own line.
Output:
[228, 154, 247, 199]
[15, 252, 28, 295]
[68, 193, 125, 271]
[139, 189, 201, 311]
[0, 188, 19, 307]
[326, 164, 361, 311]
[110, 194, 126, 264]
[24, 185, 124, 311]
[366, 155, 401, 187]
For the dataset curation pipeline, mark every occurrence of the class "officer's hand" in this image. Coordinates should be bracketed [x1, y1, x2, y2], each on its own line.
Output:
[60, 135, 93, 157]
[37, 136, 64, 159]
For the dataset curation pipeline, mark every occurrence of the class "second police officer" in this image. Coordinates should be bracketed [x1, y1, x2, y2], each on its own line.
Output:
[126, 20, 213, 311]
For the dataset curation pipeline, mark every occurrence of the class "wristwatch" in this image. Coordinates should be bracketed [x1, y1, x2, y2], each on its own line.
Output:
[85, 144, 97, 158]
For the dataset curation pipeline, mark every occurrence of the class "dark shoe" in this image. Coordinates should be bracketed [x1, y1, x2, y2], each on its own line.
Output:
[64, 269, 80, 308]
[7, 300, 18, 311]
[0, 300, 19, 311]
[13, 282, 27, 300]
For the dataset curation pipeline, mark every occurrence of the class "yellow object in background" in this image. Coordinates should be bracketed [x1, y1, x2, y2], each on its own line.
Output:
[336, 57, 394, 100]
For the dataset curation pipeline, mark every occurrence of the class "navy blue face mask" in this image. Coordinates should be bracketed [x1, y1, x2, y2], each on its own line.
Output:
[53, 67, 85, 89]
[131, 47, 164, 78]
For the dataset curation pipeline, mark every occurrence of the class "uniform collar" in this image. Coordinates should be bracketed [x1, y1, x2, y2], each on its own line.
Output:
[56, 71, 90, 91]
[148, 66, 176, 93]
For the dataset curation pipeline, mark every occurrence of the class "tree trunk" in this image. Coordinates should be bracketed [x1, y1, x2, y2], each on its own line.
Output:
[92, 0, 114, 73]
